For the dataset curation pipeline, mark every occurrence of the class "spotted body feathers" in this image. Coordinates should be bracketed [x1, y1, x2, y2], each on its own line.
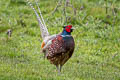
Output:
[46, 35, 75, 66]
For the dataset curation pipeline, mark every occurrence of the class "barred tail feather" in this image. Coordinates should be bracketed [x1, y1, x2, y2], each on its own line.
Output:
[35, 0, 47, 29]
[27, 0, 49, 39]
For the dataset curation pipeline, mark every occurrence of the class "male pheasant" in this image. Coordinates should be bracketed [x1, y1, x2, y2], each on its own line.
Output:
[41, 25, 75, 73]
[28, 1, 75, 73]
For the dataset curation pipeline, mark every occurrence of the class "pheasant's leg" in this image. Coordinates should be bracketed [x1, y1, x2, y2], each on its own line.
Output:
[56, 65, 61, 74]
[60, 65, 62, 72]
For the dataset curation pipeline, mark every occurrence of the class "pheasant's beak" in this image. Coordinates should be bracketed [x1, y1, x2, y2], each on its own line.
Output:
[71, 27, 75, 30]
[41, 42, 45, 48]
[71, 27, 75, 32]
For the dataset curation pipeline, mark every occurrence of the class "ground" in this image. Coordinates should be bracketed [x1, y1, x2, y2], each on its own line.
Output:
[0, 0, 120, 80]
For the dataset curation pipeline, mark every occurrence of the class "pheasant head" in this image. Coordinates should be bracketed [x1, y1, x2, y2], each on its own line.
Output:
[62, 25, 74, 35]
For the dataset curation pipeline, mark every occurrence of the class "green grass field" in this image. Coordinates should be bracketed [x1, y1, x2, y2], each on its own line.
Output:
[0, 0, 120, 80]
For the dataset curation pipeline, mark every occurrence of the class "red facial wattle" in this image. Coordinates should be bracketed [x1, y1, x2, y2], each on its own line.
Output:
[65, 25, 72, 32]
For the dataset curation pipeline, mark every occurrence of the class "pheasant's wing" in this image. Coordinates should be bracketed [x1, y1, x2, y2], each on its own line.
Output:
[27, 1, 49, 39]
[46, 35, 66, 58]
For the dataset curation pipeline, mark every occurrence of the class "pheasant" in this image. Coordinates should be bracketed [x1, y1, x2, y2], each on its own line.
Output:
[27, 1, 75, 73]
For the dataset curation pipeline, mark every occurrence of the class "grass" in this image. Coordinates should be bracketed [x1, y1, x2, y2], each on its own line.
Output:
[0, 0, 120, 80]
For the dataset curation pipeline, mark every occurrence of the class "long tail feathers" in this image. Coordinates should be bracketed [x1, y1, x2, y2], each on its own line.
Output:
[35, 0, 47, 29]
[27, 0, 49, 39]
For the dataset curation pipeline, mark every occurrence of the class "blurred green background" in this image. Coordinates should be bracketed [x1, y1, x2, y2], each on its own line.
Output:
[0, 0, 120, 80]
